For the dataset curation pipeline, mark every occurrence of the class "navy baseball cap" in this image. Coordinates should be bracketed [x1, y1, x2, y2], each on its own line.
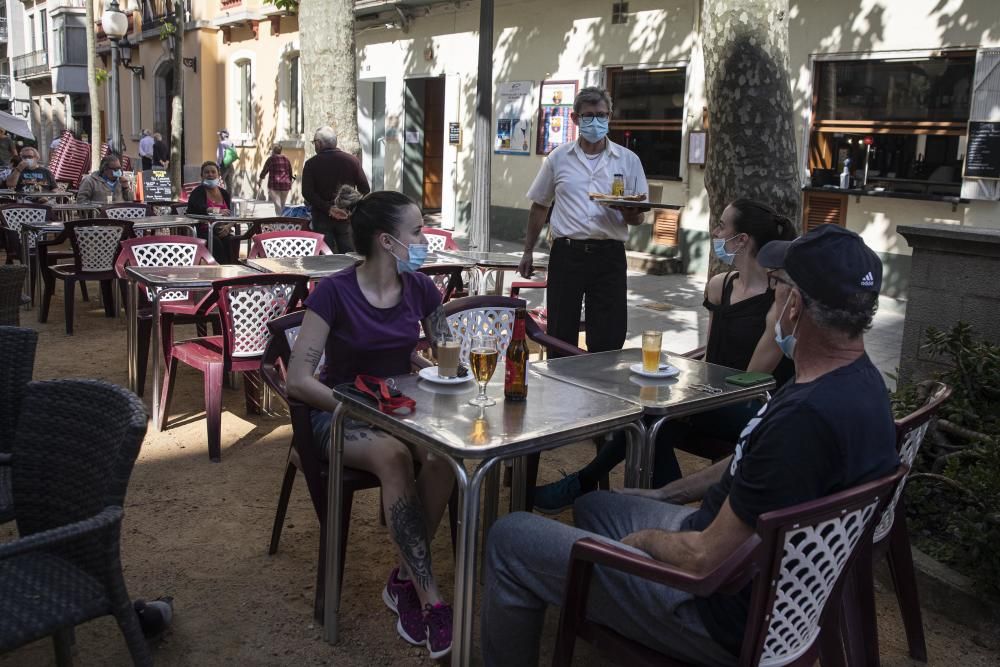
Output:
[757, 224, 882, 309]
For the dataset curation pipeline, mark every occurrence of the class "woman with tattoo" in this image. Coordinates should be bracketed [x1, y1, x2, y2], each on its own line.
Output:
[286, 186, 454, 658]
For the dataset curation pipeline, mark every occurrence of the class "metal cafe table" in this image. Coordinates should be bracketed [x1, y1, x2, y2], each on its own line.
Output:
[531, 348, 776, 487]
[323, 371, 644, 665]
[433, 249, 549, 295]
[246, 254, 359, 278]
[123, 264, 260, 425]
[0, 189, 76, 202]
[49, 202, 102, 221]
[184, 213, 260, 254]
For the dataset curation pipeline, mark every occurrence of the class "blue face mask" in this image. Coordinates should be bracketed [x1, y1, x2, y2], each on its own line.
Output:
[112, 169, 123, 178]
[773, 293, 799, 359]
[578, 116, 609, 144]
[712, 234, 741, 265]
[387, 235, 429, 273]
[203, 178, 220, 188]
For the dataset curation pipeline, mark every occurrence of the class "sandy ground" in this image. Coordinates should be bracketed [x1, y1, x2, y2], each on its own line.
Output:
[2, 267, 999, 666]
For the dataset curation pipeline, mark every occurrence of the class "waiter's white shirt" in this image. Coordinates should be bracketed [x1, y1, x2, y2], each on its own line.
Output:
[526, 139, 648, 242]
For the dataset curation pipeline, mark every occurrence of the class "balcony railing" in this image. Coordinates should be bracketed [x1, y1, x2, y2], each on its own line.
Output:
[141, 0, 192, 32]
[0, 17, 8, 43]
[221, 0, 243, 7]
[0, 75, 11, 100]
[13, 50, 50, 79]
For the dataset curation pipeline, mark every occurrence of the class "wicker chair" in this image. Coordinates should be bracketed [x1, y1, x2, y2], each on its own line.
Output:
[0, 326, 38, 525]
[0, 265, 27, 326]
[0, 379, 151, 666]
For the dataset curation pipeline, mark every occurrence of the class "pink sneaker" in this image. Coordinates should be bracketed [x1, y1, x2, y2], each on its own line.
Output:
[424, 602, 453, 659]
[382, 568, 425, 646]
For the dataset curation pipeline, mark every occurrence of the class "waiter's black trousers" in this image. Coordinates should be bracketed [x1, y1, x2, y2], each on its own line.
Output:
[545, 238, 627, 354]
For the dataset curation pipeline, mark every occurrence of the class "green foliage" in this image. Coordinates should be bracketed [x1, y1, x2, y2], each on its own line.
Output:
[159, 21, 177, 41]
[95, 68, 109, 86]
[263, 0, 299, 12]
[894, 322, 1000, 594]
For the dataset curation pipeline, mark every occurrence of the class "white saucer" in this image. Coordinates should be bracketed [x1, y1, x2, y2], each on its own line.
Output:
[629, 363, 680, 379]
[418, 366, 474, 385]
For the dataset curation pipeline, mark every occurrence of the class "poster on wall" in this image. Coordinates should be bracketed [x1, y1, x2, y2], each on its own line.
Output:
[495, 80, 534, 155]
[536, 80, 578, 155]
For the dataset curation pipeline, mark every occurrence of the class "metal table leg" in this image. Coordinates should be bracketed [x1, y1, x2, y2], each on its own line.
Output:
[127, 278, 138, 392]
[323, 405, 348, 643]
[150, 290, 163, 429]
[623, 420, 650, 488]
[18, 227, 33, 309]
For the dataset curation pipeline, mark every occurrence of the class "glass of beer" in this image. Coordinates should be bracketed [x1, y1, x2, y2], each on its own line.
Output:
[437, 336, 461, 379]
[641, 331, 663, 372]
[468, 334, 498, 406]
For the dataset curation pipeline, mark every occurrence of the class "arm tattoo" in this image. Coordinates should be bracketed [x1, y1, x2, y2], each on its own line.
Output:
[388, 495, 433, 590]
[291, 344, 324, 373]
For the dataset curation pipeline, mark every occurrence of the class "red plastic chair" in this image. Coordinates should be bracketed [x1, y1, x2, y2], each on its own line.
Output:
[235, 217, 311, 256]
[553, 465, 908, 667]
[247, 230, 333, 259]
[114, 236, 219, 396]
[39, 219, 133, 334]
[159, 274, 309, 461]
[509, 279, 550, 332]
[423, 227, 459, 252]
[839, 382, 952, 666]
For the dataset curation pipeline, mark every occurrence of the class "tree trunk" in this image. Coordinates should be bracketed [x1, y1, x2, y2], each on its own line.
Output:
[469, 0, 494, 250]
[169, 1, 184, 196]
[85, 0, 102, 172]
[701, 0, 801, 275]
[299, 0, 360, 158]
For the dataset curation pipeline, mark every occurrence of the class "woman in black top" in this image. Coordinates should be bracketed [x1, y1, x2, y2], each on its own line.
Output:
[187, 161, 236, 264]
[533, 199, 796, 513]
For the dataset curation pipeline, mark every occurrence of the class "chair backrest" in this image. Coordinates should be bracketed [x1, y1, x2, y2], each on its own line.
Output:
[872, 382, 952, 544]
[0, 266, 28, 326]
[442, 295, 526, 363]
[743, 465, 907, 667]
[64, 219, 134, 273]
[0, 203, 51, 232]
[215, 274, 309, 360]
[0, 326, 38, 451]
[171, 203, 188, 215]
[424, 228, 459, 252]
[248, 230, 332, 259]
[102, 203, 151, 219]
[11, 379, 147, 539]
[115, 235, 217, 302]
[261, 310, 331, 521]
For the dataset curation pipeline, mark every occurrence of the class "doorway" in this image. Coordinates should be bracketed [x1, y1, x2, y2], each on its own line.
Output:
[154, 63, 175, 137]
[403, 77, 445, 212]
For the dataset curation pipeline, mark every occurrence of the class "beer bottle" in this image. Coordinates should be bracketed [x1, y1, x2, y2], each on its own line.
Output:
[504, 308, 529, 401]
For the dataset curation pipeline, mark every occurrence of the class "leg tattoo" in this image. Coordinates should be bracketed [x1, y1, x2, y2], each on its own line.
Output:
[388, 495, 433, 590]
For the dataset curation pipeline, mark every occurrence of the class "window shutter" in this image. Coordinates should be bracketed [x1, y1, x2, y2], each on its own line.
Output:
[802, 191, 847, 233]
[651, 208, 680, 246]
[961, 48, 1000, 201]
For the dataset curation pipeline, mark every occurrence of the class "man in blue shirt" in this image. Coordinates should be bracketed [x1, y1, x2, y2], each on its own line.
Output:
[482, 224, 900, 666]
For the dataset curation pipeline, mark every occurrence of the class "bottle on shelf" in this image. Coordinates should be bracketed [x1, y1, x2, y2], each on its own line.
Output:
[504, 308, 529, 402]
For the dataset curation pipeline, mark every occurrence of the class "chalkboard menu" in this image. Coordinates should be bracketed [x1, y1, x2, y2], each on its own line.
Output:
[142, 169, 173, 201]
[965, 121, 1000, 180]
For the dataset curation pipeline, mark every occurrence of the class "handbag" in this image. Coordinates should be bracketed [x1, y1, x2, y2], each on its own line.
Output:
[350, 375, 416, 416]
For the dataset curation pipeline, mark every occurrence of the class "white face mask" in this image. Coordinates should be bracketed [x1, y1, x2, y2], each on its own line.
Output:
[773, 292, 799, 359]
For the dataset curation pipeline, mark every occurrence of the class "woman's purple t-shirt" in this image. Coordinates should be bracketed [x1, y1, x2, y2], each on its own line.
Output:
[304, 265, 441, 388]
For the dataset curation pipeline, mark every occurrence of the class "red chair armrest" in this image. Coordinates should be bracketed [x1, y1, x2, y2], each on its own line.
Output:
[567, 534, 761, 597]
[528, 331, 586, 357]
[509, 280, 547, 298]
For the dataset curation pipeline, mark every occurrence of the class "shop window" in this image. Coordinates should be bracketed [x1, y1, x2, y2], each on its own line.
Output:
[235, 58, 253, 141]
[606, 66, 685, 180]
[809, 53, 974, 196]
[286, 54, 303, 138]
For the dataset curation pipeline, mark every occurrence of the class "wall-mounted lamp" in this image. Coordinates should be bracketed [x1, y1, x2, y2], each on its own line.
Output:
[118, 39, 145, 78]
[182, 57, 198, 73]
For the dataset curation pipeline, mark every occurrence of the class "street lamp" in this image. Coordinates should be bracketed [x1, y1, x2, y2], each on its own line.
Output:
[101, 0, 129, 155]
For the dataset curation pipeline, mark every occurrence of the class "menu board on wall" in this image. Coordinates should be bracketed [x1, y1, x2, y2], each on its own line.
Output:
[964, 121, 1000, 180]
[536, 80, 578, 155]
[495, 81, 533, 155]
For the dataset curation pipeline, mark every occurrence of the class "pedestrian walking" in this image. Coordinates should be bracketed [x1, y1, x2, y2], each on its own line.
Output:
[152, 133, 169, 169]
[258, 144, 293, 213]
[216, 129, 237, 193]
[138, 129, 155, 170]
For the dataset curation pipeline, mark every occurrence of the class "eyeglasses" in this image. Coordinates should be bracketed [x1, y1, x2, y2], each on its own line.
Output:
[578, 112, 610, 125]
[767, 272, 792, 291]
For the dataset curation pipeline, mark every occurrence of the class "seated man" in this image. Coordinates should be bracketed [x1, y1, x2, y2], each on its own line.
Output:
[482, 224, 900, 666]
[77, 155, 135, 204]
[4, 146, 56, 192]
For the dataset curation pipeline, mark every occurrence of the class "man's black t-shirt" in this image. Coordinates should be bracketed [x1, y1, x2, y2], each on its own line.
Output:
[681, 353, 898, 654]
[14, 167, 57, 193]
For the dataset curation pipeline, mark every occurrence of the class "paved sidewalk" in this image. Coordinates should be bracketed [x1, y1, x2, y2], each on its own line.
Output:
[487, 239, 906, 388]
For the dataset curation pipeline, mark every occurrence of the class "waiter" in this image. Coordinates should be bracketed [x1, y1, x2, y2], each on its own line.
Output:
[518, 86, 648, 352]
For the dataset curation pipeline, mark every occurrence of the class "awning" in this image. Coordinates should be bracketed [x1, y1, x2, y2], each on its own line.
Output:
[0, 110, 34, 140]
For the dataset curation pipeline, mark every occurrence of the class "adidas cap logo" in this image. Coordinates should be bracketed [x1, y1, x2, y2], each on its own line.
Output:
[860, 272, 874, 287]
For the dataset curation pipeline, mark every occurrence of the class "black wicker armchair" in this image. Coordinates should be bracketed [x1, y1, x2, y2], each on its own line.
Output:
[0, 379, 152, 666]
[0, 265, 27, 326]
[0, 325, 37, 525]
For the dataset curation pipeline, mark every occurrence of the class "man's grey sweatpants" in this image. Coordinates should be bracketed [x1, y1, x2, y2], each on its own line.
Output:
[481, 490, 737, 667]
